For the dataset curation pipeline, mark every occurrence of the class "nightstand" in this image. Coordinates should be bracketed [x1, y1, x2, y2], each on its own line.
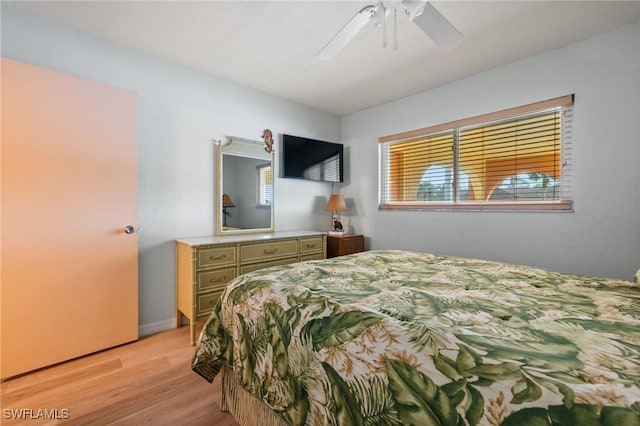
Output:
[327, 234, 365, 258]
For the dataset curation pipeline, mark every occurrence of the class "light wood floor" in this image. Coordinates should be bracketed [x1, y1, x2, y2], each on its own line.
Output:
[0, 324, 238, 425]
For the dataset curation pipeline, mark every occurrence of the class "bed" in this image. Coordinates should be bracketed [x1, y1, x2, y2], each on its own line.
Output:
[192, 250, 640, 425]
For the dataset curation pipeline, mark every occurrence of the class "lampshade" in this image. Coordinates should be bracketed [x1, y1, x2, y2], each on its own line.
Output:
[222, 193, 236, 208]
[325, 194, 348, 212]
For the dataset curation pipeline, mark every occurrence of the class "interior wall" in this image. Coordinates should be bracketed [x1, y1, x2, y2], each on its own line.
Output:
[1, 7, 340, 333]
[341, 22, 640, 281]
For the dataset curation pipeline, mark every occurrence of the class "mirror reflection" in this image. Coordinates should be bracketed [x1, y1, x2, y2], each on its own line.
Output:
[216, 136, 274, 235]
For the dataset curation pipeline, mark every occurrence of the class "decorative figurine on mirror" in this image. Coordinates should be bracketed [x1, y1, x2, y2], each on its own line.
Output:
[262, 129, 273, 153]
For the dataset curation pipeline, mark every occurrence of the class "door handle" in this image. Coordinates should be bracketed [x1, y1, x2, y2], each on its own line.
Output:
[124, 225, 137, 234]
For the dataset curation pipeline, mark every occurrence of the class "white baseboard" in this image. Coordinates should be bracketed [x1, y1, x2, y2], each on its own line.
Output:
[138, 318, 176, 337]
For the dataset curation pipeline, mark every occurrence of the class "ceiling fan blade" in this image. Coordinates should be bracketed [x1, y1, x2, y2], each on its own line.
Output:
[411, 2, 463, 51]
[318, 5, 375, 61]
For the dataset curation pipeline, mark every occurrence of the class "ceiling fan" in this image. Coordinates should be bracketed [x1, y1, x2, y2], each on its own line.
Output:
[318, 0, 463, 60]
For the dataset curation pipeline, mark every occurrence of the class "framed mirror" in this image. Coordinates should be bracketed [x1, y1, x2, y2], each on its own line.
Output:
[215, 136, 274, 235]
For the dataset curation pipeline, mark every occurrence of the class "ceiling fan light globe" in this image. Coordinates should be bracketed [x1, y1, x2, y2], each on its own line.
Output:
[371, 2, 390, 28]
[401, 0, 427, 20]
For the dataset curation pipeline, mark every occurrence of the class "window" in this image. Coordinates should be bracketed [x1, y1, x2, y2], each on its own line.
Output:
[490, 173, 559, 201]
[257, 164, 272, 207]
[418, 166, 472, 201]
[379, 95, 573, 211]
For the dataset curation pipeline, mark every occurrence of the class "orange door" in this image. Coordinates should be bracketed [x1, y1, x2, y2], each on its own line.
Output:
[1, 58, 138, 379]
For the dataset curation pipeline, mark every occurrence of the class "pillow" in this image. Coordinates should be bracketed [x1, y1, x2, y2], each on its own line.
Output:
[633, 268, 640, 284]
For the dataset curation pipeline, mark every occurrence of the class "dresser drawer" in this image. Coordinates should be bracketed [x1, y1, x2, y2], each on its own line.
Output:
[196, 267, 237, 292]
[197, 246, 236, 269]
[340, 236, 364, 255]
[300, 252, 325, 262]
[240, 256, 298, 274]
[240, 239, 298, 263]
[327, 234, 365, 258]
[299, 236, 323, 254]
[196, 291, 221, 317]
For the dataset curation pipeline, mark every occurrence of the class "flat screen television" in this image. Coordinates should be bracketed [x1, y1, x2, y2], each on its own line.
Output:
[281, 134, 344, 183]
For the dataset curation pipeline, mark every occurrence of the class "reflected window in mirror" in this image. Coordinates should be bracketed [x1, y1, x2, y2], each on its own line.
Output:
[257, 163, 272, 207]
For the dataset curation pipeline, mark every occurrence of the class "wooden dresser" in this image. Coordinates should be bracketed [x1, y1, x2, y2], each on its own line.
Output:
[176, 231, 326, 345]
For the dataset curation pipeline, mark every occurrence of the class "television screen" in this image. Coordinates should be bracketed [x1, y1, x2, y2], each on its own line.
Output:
[281, 134, 343, 183]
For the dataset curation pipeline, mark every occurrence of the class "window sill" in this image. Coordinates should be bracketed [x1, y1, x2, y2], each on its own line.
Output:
[379, 200, 573, 212]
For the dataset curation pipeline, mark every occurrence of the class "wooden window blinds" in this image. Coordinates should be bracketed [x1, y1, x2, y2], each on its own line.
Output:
[379, 95, 574, 211]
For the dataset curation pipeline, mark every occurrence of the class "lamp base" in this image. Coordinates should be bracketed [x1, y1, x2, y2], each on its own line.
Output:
[331, 214, 348, 232]
[327, 230, 346, 237]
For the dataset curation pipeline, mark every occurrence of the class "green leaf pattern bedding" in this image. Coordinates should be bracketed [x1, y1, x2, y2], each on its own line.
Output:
[192, 250, 640, 425]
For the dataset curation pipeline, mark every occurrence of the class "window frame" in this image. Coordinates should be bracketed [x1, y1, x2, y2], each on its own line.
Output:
[379, 95, 574, 212]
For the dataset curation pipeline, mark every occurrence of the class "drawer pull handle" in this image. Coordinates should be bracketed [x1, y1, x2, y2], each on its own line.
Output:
[264, 248, 278, 255]
[209, 254, 226, 261]
[306, 243, 317, 248]
[209, 276, 226, 283]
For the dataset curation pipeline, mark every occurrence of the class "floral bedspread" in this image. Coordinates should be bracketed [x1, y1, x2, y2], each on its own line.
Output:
[192, 250, 640, 425]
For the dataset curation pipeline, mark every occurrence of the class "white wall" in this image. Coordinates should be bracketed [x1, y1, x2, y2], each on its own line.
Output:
[341, 22, 640, 281]
[1, 7, 340, 334]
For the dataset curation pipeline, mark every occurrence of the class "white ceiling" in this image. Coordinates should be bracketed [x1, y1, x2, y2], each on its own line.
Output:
[7, 1, 640, 116]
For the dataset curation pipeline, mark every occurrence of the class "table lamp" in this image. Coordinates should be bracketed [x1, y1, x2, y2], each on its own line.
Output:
[222, 193, 235, 228]
[325, 194, 348, 234]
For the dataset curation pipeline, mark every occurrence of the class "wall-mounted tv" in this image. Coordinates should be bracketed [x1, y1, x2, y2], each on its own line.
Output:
[281, 134, 344, 183]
